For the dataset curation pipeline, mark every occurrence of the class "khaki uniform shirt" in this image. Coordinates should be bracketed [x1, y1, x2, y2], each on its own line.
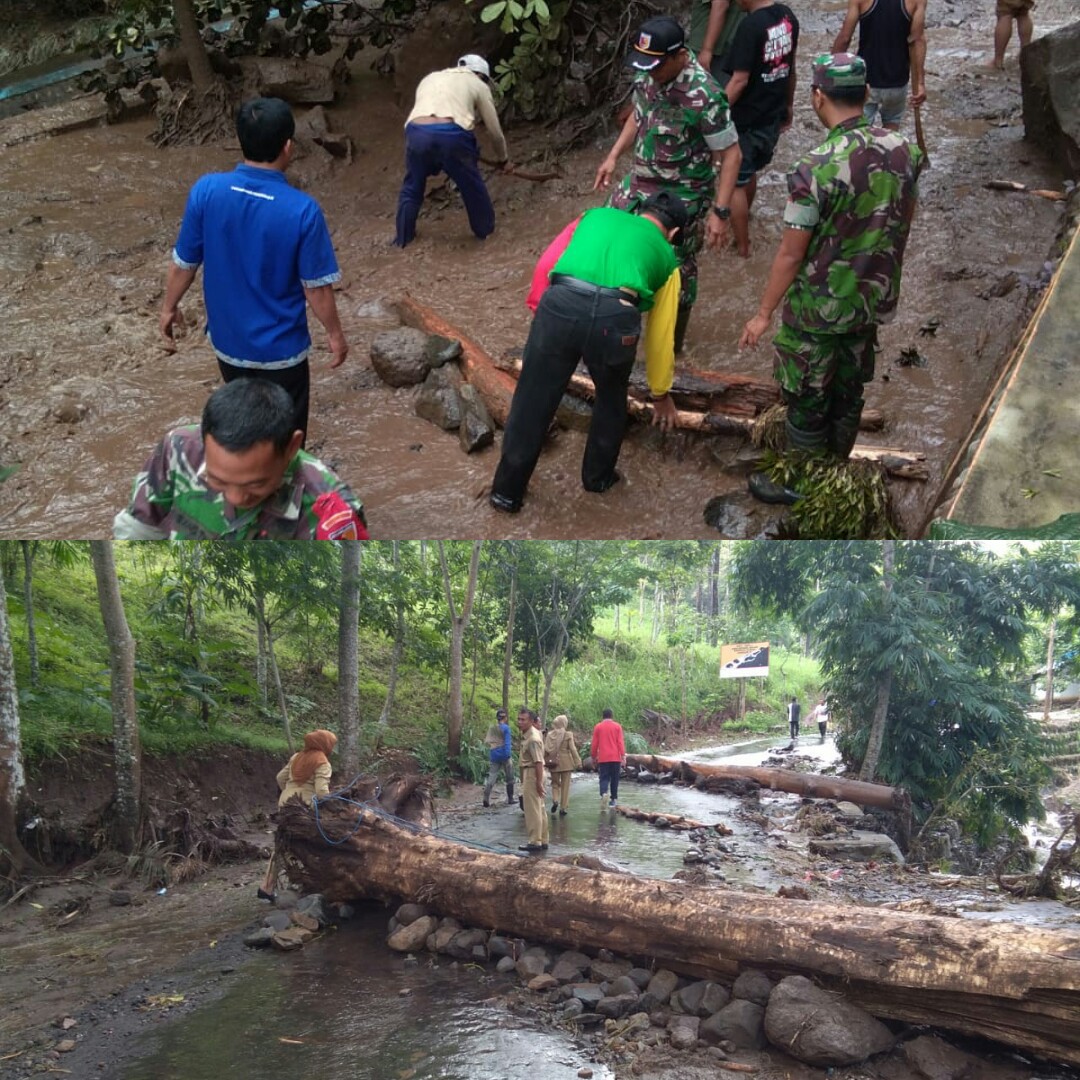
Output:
[407, 68, 508, 161]
[519, 727, 545, 785]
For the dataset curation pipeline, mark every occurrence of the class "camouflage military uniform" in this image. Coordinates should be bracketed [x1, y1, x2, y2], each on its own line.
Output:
[776, 115, 922, 455]
[609, 61, 738, 309]
[113, 425, 367, 540]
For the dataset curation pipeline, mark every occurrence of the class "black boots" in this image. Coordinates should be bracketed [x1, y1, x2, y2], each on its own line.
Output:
[506, 783, 515, 806]
[674, 304, 692, 355]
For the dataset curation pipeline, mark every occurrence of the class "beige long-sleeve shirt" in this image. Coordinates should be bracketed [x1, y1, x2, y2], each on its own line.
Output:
[406, 68, 508, 162]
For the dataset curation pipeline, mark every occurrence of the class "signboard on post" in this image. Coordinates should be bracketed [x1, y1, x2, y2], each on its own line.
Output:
[719, 642, 770, 679]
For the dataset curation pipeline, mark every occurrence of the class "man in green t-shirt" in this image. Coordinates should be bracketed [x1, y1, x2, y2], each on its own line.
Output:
[490, 193, 688, 515]
[689, 0, 748, 84]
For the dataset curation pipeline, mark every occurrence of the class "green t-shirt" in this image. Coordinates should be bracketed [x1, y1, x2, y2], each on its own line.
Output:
[688, 0, 748, 66]
[552, 207, 678, 312]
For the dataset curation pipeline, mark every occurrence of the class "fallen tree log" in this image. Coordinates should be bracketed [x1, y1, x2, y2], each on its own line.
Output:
[624, 754, 909, 812]
[614, 805, 733, 833]
[279, 798, 1080, 1066]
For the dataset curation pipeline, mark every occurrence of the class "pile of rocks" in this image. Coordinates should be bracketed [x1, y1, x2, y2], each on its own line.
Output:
[243, 892, 353, 952]
[370, 327, 495, 453]
[383, 904, 901, 1070]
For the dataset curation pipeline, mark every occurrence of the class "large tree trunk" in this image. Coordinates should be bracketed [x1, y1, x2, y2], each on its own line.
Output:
[19, 542, 38, 689]
[438, 542, 482, 766]
[502, 562, 516, 714]
[860, 540, 896, 782]
[279, 803, 1080, 1067]
[338, 541, 362, 778]
[0, 561, 41, 876]
[172, 0, 215, 93]
[257, 594, 292, 754]
[624, 754, 909, 813]
[379, 542, 404, 727]
[1043, 616, 1057, 722]
[89, 541, 141, 854]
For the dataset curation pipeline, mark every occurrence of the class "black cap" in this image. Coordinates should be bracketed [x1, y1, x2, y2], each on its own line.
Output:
[641, 190, 690, 232]
[496, 708, 508, 720]
[626, 16, 686, 71]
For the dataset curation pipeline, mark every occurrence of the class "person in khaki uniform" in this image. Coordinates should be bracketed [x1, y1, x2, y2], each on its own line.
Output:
[517, 709, 549, 852]
[259, 728, 337, 900]
[544, 714, 582, 816]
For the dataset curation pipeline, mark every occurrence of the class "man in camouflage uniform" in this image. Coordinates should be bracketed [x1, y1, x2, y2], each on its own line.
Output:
[595, 15, 742, 353]
[113, 379, 368, 539]
[739, 53, 922, 502]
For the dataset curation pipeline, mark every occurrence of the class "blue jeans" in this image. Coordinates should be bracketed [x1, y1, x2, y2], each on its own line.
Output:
[394, 122, 495, 247]
[598, 761, 621, 801]
[491, 282, 641, 505]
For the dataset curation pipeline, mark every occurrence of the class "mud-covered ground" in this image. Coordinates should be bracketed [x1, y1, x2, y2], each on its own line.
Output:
[0, 0, 1074, 538]
[2, 738, 1079, 1080]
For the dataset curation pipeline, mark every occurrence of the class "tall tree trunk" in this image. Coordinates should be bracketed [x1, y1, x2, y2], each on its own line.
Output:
[680, 647, 688, 737]
[860, 540, 896, 782]
[19, 542, 38, 689]
[172, 0, 215, 92]
[0, 561, 41, 876]
[502, 561, 517, 714]
[256, 609, 268, 708]
[438, 541, 482, 766]
[379, 542, 404, 727]
[89, 541, 141, 854]
[1043, 617, 1057, 722]
[257, 594, 292, 753]
[338, 541, 362, 778]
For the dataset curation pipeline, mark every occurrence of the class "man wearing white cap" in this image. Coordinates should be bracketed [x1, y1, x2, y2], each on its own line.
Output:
[394, 55, 513, 248]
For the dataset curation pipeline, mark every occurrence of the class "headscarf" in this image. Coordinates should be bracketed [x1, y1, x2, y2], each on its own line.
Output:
[552, 715, 568, 731]
[291, 729, 337, 784]
[545, 715, 569, 757]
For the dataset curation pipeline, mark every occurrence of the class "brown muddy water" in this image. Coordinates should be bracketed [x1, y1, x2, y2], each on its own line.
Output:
[0, 0, 1074, 539]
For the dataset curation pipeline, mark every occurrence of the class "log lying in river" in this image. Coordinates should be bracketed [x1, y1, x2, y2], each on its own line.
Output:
[614, 805, 733, 833]
[279, 797, 1080, 1067]
[624, 754, 909, 812]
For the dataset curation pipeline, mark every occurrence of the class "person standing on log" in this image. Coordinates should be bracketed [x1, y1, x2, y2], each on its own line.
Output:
[738, 53, 922, 505]
[482, 707, 515, 808]
[831, 0, 927, 130]
[160, 97, 347, 445]
[259, 728, 338, 901]
[489, 193, 688, 514]
[787, 695, 802, 741]
[544, 714, 583, 817]
[594, 15, 742, 355]
[591, 709, 626, 810]
[517, 709, 549, 852]
[393, 54, 512, 248]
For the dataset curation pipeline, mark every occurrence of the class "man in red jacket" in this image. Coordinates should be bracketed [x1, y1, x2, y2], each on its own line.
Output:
[590, 708, 627, 809]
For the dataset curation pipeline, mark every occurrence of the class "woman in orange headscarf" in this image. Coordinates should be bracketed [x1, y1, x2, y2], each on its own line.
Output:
[259, 729, 338, 901]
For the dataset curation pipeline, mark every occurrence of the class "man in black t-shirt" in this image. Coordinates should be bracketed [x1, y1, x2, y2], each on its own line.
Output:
[724, 0, 800, 256]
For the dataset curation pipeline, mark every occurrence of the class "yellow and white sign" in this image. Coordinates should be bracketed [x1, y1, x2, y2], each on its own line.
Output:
[719, 642, 770, 679]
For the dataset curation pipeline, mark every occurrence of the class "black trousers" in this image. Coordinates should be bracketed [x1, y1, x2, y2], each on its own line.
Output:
[491, 283, 640, 504]
[218, 358, 310, 448]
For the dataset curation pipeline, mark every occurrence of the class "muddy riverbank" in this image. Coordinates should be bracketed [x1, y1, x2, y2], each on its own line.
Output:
[2, 735, 1078, 1079]
[0, 0, 1075, 537]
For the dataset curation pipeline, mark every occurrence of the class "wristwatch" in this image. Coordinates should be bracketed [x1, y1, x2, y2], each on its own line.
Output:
[712, 205, 731, 220]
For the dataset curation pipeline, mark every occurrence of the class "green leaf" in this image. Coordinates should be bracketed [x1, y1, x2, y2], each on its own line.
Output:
[533, 0, 550, 18]
[508, 0, 524, 16]
[480, 1, 506, 21]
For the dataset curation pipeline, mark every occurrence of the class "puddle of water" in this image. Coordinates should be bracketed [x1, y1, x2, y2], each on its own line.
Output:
[116, 911, 614, 1080]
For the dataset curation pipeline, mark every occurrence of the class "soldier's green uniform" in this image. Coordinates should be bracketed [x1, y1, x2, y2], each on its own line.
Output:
[776, 107, 921, 455]
[608, 60, 738, 311]
[113, 425, 366, 540]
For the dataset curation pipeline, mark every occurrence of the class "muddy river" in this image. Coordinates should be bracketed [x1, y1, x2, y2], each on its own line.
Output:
[0, 0, 1074, 538]
[94, 734, 1079, 1079]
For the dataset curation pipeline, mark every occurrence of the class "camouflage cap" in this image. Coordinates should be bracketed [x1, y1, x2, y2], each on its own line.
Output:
[811, 52, 867, 91]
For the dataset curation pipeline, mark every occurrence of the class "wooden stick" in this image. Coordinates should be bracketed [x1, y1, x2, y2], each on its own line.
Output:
[480, 157, 564, 182]
[985, 179, 1067, 201]
[913, 103, 930, 167]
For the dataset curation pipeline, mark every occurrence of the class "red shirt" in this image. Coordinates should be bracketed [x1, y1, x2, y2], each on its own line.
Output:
[590, 718, 625, 764]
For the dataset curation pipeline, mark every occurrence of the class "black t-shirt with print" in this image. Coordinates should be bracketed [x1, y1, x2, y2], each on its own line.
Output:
[728, 3, 800, 130]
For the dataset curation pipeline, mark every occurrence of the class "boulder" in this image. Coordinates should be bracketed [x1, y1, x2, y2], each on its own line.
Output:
[528, 973, 559, 993]
[765, 976, 895, 1066]
[289, 910, 320, 933]
[590, 957, 632, 984]
[371, 327, 433, 387]
[900, 1034, 985, 1080]
[243, 927, 275, 948]
[809, 831, 905, 865]
[424, 334, 462, 368]
[607, 975, 641, 998]
[446, 928, 489, 959]
[394, 903, 431, 927]
[570, 984, 605, 1009]
[667, 1014, 700, 1051]
[1022, 21, 1080, 179]
[488, 935, 524, 960]
[835, 801, 864, 819]
[597, 994, 639, 1019]
[415, 366, 463, 430]
[671, 980, 727, 1018]
[263, 910, 293, 932]
[430, 917, 464, 953]
[496, 955, 517, 974]
[645, 969, 680, 1005]
[387, 914, 438, 953]
[627, 968, 653, 990]
[700, 999, 766, 1050]
[561, 997, 585, 1018]
[457, 384, 495, 453]
[272, 926, 313, 951]
[732, 969, 774, 1006]
[516, 948, 551, 981]
[551, 950, 592, 983]
[237, 56, 341, 104]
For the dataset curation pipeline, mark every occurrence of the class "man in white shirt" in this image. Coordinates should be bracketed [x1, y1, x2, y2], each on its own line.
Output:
[393, 54, 512, 247]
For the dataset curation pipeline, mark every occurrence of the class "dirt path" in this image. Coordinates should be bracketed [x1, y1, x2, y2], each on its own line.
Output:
[0, 1, 1074, 538]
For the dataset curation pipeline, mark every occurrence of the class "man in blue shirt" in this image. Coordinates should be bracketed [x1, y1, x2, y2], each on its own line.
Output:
[159, 97, 346, 443]
[482, 707, 515, 808]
